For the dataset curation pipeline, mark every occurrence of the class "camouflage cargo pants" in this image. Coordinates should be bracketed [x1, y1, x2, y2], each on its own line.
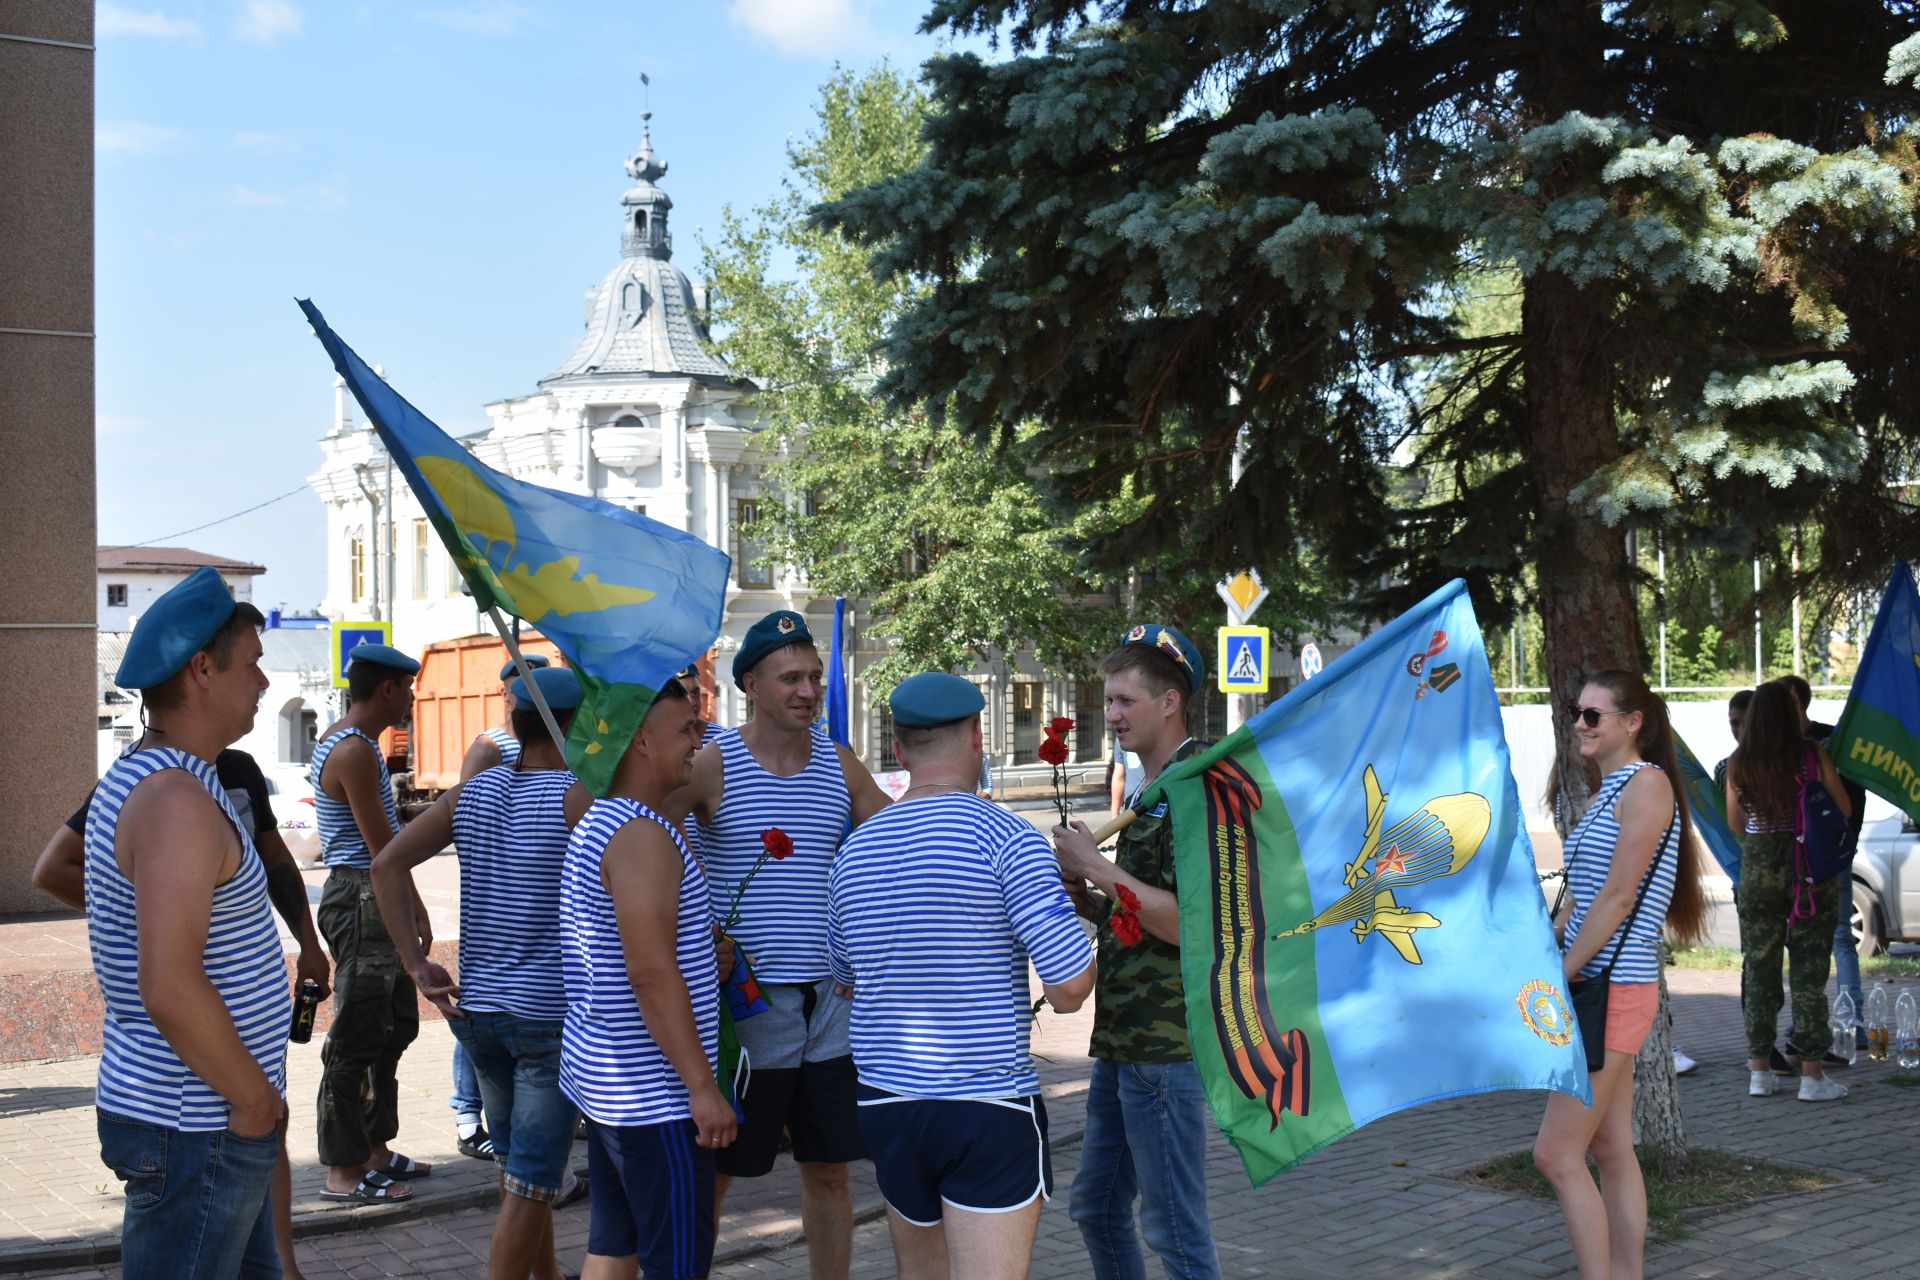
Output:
[1736, 832, 1840, 1058]
[315, 867, 420, 1167]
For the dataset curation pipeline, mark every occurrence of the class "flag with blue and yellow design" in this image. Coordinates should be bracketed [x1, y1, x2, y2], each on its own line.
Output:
[300, 300, 730, 795]
[1834, 561, 1920, 822]
[1142, 579, 1589, 1184]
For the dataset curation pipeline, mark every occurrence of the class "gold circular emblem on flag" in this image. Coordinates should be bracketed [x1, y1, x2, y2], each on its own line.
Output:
[1518, 979, 1573, 1046]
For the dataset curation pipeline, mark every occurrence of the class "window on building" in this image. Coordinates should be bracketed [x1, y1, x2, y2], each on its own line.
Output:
[446, 549, 465, 597]
[106, 583, 128, 608]
[876, 703, 899, 771]
[412, 519, 430, 600]
[1011, 681, 1043, 764]
[733, 497, 774, 589]
[1075, 680, 1105, 762]
[349, 536, 366, 603]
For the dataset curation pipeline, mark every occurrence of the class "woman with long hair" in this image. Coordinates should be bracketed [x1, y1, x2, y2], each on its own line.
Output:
[1535, 670, 1705, 1280]
[1725, 680, 1852, 1101]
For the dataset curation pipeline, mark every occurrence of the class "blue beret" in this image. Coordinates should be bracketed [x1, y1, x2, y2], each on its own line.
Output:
[889, 672, 985, 728]
[499, 653, 551, 682]
[732, 610, 813, 690]
[1120, 622, 1205, 695]
[510, 665, 583, 712]
[115, 566, 241, 689]
[346, 642, 421, 676]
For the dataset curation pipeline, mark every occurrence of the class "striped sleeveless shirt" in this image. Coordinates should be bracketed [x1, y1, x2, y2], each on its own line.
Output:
[698, 726, 851, 983]
[452, 766, 574, 1018]
[85, 749, 291, 1130]
[482, 726, 522, 768]
[311, 726, 399, 869]
[560, 798, 719, 1125]
[1562, 761, 1682, 984]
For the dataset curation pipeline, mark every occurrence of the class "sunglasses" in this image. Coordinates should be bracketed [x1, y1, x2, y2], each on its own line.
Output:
[1566, 704, 1628, 729]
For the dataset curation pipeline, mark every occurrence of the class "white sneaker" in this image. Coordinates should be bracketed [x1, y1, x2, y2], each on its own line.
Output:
[1798, 1074, 1848, 1102]
[1749, 1070, 1777, 1096]
[1674, 1049, 1698, 1076]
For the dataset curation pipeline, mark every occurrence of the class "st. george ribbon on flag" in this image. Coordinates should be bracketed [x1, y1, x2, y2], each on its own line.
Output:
[1137, 578, 1590, 1184]
[299, 299, 731, 795]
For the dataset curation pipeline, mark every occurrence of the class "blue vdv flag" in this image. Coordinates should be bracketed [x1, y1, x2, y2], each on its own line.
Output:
[1833, 562, 1920, 822]
[1674, 733, 1742, 884]
[1145, 578, 1590, 1182]
[300, 299, 731, 794]
[825, 597, 849, 747]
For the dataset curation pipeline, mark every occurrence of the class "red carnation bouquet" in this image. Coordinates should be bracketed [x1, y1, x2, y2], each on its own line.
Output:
[1039, 716, 1074, 827]
[1110, 884, 1145, 947]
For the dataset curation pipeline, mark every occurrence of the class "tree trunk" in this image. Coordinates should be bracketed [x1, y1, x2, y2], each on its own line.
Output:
[1631, 963, 1688, 1176]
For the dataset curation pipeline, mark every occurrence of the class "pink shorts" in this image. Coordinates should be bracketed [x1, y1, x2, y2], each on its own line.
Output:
[1606, 981, 1659, 1055]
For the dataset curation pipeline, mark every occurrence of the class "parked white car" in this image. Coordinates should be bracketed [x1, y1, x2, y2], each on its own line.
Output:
[1853, 812, 1920, 954]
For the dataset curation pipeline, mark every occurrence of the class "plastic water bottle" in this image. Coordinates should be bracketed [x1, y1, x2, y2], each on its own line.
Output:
[1830, 989, 1858, 1067]
[1866, 980, 1893, 1062]
[1897, 989, 1920, 1071]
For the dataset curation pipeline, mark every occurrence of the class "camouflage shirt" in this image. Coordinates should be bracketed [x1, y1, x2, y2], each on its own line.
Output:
[1088, 739, 1203, 1063]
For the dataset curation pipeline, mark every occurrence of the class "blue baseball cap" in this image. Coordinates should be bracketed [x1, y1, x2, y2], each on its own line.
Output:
[115, 566, 242, 689]
[1120, 622, 1205, 695]
[732, 610, 813, 690]
[889, 672, 985, 728]
[499, 653, 551, 682]
[346, 643, 421, 676]
[509, 665, 583, 712]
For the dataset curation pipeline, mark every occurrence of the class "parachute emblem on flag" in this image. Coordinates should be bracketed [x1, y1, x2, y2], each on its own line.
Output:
[1517, 979, 1575, 1046]
[1273, 766, 1491, 966]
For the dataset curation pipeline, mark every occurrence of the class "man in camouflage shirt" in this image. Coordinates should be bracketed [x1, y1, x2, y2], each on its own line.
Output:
[1053, 624, 1221, 1280]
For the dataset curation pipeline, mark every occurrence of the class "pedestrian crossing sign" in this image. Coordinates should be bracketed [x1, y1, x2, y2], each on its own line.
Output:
[1217, 626, 1270, 694]
[330, 620, 392, 688]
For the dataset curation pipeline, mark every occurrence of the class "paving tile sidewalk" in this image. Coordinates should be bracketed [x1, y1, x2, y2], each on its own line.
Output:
[13, 966, 1920, 1278]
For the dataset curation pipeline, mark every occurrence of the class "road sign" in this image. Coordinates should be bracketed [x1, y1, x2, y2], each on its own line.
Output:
[1301, 642, 1324, 680]
[1218, 626, 1270, 694]
[1216, 570, 1270, 625]
[330, 620, 392, 688]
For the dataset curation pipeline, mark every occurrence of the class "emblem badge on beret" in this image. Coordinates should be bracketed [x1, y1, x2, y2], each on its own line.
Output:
[777, 616, 796, 634]
[1156, 632, 1191, 667]
[1127, 624, 1148, 642]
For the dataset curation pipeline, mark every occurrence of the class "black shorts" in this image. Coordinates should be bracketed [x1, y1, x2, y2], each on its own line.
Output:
[584, 1118, 715, 1278]
[855, 1086, 1052, 1226]
[713, 1054, 866, 1178]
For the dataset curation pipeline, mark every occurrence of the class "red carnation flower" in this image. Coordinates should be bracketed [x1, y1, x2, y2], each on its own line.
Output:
[1112, 909, 1145, 947]
[761, 828, 793, 860]
[1048, 716, 1075, 738]
[1037, 736, 1069, 766]
[1115, 884, 1142, 913]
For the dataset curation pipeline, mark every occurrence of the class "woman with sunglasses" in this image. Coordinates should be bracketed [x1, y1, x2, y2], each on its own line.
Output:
[1535, 670, 1705, 1280]
[1724, 680, 1851, 1102]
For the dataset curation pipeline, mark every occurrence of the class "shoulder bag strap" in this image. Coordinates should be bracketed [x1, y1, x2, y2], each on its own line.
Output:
[1591, 771, 1677, 980]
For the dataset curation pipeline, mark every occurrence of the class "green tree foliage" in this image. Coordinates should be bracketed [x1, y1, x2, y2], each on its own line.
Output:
[702, 65, 1133, 694]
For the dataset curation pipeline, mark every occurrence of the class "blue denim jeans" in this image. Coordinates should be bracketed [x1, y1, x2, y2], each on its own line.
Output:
[450, 1010, 577, 1200]
[1069, 1060, 1220, 1280]
[1833, 910, 1863, 1038]
[450, 1040, 483, 1127]
[98, 1109, 280, 1280]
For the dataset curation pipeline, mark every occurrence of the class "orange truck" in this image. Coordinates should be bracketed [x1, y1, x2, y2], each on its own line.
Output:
[383, 632, 564, 797]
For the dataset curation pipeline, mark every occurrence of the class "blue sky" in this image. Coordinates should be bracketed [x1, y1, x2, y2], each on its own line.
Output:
[96, 0, 957, 608]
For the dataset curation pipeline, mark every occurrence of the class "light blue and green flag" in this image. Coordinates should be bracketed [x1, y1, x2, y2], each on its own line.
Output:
[1143, 579, 1588, 1184]
[300, 299, 730, 795]
[1675, 733, 1741, 884]
[1833, 561, 1920, 822]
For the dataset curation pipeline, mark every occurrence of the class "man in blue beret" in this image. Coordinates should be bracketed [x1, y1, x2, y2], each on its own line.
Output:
[1051, 624, 1222, 1280]
[373, 664, 591, 1280]
[828, 673, 1095, 1278]
[449, 650, 555, 1161]
[679, 609, 891, 1279]
[310, 642, 435, 1203]
[80, 566, 294, 1277]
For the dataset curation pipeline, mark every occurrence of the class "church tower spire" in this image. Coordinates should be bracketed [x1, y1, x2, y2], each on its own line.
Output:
[621, 109, 672, 260]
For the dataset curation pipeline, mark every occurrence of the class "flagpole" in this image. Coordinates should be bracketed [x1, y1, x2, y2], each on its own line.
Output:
[482, 604, 570, 759]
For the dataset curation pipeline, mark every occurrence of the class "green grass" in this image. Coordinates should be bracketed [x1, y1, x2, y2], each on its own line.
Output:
[1465, 1148, 1838, 1243]
[1670, 944, 1920, 978]
[1884, 1071, 1920, 1088]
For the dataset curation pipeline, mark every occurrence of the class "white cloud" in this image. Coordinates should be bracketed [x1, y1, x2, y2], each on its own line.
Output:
[234, 0, 303, 45]
[96, 4, 202, 38]
[727, 0, 878, 57]
[419, 2, 537, 36]
[97, 120, 189, 155]
[223, 179, 347, 211]
[233, 130, 300, 154]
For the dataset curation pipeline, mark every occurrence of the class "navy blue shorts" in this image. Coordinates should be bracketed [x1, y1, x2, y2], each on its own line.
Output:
[855, 1086, 1052, 1226]
[584, 1118, 714, 1279]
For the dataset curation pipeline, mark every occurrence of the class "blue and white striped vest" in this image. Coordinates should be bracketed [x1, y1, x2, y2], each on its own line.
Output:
[452, 766, 573, 1019]
[311, 726, 399, 869]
